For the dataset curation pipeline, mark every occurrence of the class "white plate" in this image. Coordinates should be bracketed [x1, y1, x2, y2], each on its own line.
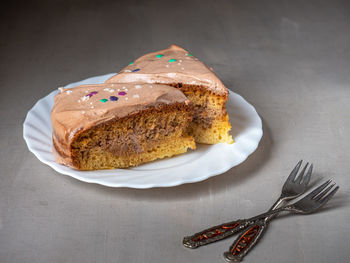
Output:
[23, 74, 263, 188]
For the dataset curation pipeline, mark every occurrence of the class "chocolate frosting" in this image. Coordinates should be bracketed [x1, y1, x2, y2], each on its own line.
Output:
[51, 83, 189, 165]
[106, 45, 228, 96]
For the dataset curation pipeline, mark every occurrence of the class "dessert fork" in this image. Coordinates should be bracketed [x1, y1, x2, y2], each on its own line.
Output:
[221, 161, 312, 261]
[224, 179, 339, 261]
[183, 160, 313, 249]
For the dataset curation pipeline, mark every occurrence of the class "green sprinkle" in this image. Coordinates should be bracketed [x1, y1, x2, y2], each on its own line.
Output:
[156, 54, 164, 58]
[186, 53, 193, 56]
[168, 59, 176, 62]
[129, 61, 134, 65]
[100, 99, 108, 103]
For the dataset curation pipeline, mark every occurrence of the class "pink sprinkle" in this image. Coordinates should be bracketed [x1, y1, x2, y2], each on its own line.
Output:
[118, 91, 127, 96]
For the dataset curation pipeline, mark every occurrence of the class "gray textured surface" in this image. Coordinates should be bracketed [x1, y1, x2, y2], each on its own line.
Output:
[1, 0, 350, 262]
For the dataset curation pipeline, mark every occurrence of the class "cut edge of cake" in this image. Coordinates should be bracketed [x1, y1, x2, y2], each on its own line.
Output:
[51, 83, 196, 170]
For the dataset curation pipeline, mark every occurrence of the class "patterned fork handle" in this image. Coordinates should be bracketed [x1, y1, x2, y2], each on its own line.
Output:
[223, 219, 268, 262]
[183, 220, 249, 248]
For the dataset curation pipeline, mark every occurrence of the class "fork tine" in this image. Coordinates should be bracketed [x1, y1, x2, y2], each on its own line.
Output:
[306, 180, 332, 199]
[313, 183, 335, 201]
[287, 160, 302, 182]
[295, 162, 309, 183]
[319, 186, 339, 205]
[302, 163, 313, 185]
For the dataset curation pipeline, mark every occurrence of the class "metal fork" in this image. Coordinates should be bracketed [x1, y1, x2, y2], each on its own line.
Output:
[183, 160, 313, 249]
[221, 161, 313, 261]
[224, 180, 339, 261]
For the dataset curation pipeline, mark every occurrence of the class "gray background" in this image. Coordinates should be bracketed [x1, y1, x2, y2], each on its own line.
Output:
[1, 0, 350, 262]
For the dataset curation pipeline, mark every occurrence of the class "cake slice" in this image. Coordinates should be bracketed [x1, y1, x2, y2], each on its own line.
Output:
[51, 83, 195, 170]
[106, 45, 234, 144]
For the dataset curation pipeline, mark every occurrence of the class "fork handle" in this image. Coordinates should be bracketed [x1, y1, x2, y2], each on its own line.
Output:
[182, 198, 289, 249]
[183, 220, 249, 249]
[223, 219, 268, 262]
[183, 206, 289, 249]
[223, 200, 288, 262]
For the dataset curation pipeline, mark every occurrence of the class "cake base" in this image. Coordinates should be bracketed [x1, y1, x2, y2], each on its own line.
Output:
[74, 136, 195, 170]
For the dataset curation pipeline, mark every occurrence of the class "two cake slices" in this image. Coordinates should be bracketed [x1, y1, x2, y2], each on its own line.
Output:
[51, 45, 233, 170]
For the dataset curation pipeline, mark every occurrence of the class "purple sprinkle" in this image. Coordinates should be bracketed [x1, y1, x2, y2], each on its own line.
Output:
[87, 91, 98, 97]
[110, 96, 118, 101]
[132, 68, 140, 72]
[118, 91, 127, 96]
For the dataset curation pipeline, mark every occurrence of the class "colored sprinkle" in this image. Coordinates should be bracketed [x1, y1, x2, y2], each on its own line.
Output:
[87, 91, 98, 97]
[156, 54, 164, 58]
[118, 91, 127, 96]
[186, 53, 193, 56]
[110, 96, 118, 101]
[100, 99, 108, 103]
[129, 61, 134, 65]
[168, 59, 176, 62]
[135, 85, 142, 89]
[132, 68, 140, 72]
